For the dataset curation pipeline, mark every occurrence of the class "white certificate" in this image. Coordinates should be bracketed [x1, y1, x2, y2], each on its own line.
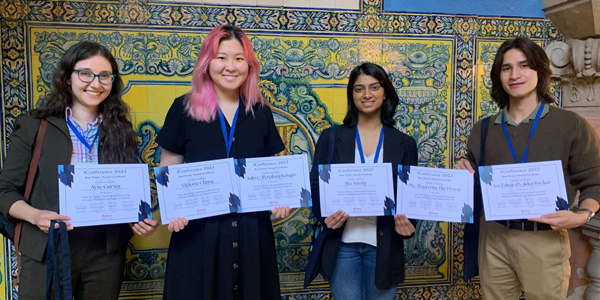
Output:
[58, 164, 152, 227]
[236, 154, 311, 213]
[319, 163, 395, 217]
[479, 160, 569, 221]
[396, 165, 474, 223]
[154, 158, 240, 224]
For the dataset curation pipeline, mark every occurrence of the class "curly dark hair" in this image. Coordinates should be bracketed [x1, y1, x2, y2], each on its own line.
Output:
[490, 37, 554, 109]
[343, 62, 399, 127]
[29, 41, 138, 164]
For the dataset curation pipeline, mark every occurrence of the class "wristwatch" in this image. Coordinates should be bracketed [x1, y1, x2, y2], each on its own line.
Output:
[576, 208, 596, 223]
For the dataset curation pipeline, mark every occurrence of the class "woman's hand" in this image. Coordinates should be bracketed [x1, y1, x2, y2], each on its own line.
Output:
[271, 206, 291, 219]
[394, 214, 415, 236]
[324, 210, 348, 230]
[32, 209, 72, 233]
[133, 219, 159, 237]
[167, 217, 188, 233]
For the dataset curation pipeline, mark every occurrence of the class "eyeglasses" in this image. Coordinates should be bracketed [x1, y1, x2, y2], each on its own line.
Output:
[73, 69, 115, 85]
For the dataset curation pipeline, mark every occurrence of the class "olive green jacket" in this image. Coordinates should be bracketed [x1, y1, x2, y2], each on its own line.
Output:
[0, 116, 133, 261]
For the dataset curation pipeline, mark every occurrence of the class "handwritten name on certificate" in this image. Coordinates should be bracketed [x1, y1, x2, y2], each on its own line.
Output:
[479, 160, 568, 221]
[396, 166, 474, 223]
[58, 164, 152, 227]
[154, 158, 240, 224]
[319, 163, 395, 217]
[236, 154, 311, 213]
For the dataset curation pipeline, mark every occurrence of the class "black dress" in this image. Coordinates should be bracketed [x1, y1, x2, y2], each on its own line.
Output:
[157, 96, 285, 300]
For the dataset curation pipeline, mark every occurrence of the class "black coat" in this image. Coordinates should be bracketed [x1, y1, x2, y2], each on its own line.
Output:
[310, 124, 418, 290]
[157, 96, 285, 300]
[0, 116, 133, 261]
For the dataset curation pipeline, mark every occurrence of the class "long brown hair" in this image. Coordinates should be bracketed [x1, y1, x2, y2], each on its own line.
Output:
[30, 41, 138, 164]
[490, 37, 554, 109]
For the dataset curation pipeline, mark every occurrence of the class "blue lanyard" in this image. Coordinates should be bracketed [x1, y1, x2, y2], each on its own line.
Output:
[66, 119, 98, 154]
[218, 101, 240, 158]
[356, 126, 384, 163]
[501, 103, 545, 163]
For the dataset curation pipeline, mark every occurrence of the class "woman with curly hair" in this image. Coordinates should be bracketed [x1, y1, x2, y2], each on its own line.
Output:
[0, 41, 158, 300]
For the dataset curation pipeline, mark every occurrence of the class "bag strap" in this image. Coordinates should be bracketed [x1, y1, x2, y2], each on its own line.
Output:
[478, 117, 490, 167]
[46, 220, 72, 300]
[327, 126, 335, 165]
[13, 118, 48, 288]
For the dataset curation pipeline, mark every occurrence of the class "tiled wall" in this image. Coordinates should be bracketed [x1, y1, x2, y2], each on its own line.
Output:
[177, 0, 357, 9]
[0, 0, 562, 299]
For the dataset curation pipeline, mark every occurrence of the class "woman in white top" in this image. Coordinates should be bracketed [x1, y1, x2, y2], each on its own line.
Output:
[309, 62, 418, 300]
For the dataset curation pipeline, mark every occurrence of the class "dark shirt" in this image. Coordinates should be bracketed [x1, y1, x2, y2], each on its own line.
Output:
[157, 95, 285, 300]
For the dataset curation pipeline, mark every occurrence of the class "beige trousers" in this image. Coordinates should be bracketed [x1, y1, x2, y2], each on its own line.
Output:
[478, 219, 571, 300]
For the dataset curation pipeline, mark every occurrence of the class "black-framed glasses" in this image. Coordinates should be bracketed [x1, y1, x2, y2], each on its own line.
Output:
[73, 69, 115, 85]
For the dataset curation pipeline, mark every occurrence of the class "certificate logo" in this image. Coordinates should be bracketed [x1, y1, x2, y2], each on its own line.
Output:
[58, 165, 76, 188]
[300, 188, 312, 207]
[384, 196, 396, 216]
[318, 164, 332, 184]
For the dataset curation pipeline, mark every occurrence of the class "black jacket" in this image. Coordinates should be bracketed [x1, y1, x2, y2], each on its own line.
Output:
[310, 124, 418, 289]
[0, 116, 133, 261]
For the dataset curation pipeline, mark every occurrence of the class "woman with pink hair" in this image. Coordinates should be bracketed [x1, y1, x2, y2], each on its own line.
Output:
[156, 25, 289, 299]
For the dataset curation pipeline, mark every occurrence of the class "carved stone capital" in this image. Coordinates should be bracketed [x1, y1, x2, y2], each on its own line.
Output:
[546, 40, 600, 116]
[543, 0, 600, 39]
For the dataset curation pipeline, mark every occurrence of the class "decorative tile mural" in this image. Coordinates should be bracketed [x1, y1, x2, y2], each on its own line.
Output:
[0, 0, 563, 299]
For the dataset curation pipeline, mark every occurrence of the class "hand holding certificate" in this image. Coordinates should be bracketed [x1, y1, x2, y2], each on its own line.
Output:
[396, 166, 474, 223]
[318, 163, 395, 217]
[479, 160, 568, 221]
[155, 158, 240, 224]
[58, 164, 152, 227]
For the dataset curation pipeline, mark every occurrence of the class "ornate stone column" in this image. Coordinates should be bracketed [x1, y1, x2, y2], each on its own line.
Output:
[583, 218, 600, 299]
[544, 2, 600, 299]
[545, 38, 600, 300]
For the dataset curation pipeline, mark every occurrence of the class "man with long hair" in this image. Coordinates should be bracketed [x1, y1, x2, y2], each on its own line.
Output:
[456, 37, 600, 299]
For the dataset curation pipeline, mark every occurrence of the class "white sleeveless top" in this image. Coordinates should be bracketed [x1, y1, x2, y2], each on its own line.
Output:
[340, 147, 383, 247]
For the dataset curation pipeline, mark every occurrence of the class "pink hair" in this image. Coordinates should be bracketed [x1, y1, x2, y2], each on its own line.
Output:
[185, 25, 265, 122]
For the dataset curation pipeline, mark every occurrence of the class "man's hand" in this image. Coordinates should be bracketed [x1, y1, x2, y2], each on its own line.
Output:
[453, 159, 475, 173]
[528, 210, 588, 230]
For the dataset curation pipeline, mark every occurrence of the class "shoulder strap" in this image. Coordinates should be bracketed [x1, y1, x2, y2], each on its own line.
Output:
[478, 117, 491, 167]
[13, 118, 48, 288]
[25, 119, 48, 200]
[327, 126, 335, 164]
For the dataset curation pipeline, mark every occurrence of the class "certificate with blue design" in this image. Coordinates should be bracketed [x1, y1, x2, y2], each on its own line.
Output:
[236, 154, 311, 213]
[58, 164, 152, 227]
[319, 163, 395, 217]
[154, 158, 240, 224]
[479, 160, 568, 221]
[396, 166, 474, 223]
